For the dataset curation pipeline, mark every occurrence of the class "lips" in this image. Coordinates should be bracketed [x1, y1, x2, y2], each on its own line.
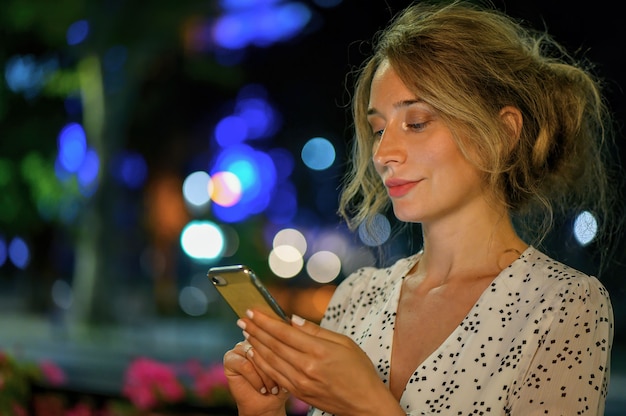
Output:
[384, 179, 421, 198]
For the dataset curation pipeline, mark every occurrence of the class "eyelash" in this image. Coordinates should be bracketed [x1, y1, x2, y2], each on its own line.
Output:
[373, 122, 429, 138]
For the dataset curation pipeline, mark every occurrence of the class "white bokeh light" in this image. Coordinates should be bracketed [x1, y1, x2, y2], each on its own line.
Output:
[180, 220, 225, 262]
[306, 250, 341, 283]
[573, 210, 598, 246]
[179, 286, 208, 316]
[182, 171, 212, 207]
[269, 245, 304, 278]
[273, 228, 307, 256]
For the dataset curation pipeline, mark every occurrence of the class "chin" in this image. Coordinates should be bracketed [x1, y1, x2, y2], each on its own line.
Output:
[392, 207, 425, 224]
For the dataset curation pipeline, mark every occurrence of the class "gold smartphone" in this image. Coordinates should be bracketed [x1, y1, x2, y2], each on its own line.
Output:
[208, 264, 289, 322]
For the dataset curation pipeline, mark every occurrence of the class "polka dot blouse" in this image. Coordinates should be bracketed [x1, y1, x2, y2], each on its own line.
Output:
[307, 246, 613, 415]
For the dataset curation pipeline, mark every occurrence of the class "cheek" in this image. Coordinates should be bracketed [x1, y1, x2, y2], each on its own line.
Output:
[431, 142, 482, 182]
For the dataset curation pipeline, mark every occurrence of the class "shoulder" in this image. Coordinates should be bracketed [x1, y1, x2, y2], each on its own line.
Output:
[336, 253, 419, 297]
[508, 246, 611, 308]
[320, 253, 419, 328]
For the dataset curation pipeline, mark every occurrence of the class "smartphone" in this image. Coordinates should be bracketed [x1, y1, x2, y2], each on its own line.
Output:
[208, 264, 289, 322]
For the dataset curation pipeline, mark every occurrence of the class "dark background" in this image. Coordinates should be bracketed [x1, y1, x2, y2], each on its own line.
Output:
[1, 0, 624, 412]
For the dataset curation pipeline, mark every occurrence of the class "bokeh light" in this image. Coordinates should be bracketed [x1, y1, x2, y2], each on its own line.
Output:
[273, 228, 307, 256]
[268, 245, 303, 278]
[57, 123, 87, 173]
[213, 2, 312, 50]
[111, 151, 147, 189]
[183, 171, 212, 207]
[573, 210, 598, 246]
[180, 220, 225, 263]
[66, 20, 90, 45]
[4, 54, 58, 98]
[215, 116, 248, 146]
[306, 250, 341, 283]
[301, 137, 335, 171]
[8, 236, 30, 269]
[51, 280, 73, 310]
[77, 148, 100, 194]
[179, 286, 208, 316]
[210, 171, 242, 207]
[358, 213, 391, 247]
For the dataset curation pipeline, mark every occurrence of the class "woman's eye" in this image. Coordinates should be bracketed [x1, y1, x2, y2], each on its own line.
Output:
[403, 121, 428, 131]
[374, 129, 384, 137]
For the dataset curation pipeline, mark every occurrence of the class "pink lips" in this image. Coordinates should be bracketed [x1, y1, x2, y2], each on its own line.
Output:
[385, 178, 421, 198]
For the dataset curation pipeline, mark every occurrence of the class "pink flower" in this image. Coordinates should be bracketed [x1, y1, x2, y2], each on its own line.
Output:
[288, 396, 311, 415]
[66, 403, 93, 416]
[122, 357, 185, 410]
[193, 363, 228, 399]
[40, 359, 66, 386]
[12, 403, 28, 416]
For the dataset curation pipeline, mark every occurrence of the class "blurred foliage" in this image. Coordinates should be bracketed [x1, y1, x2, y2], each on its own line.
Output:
[0, 0, 237, 322]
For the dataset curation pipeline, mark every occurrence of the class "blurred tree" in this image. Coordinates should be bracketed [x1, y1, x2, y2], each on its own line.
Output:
[0, 0, 243, 323]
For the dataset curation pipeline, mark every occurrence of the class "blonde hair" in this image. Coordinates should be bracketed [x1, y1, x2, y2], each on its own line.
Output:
[339, 0, 618, 247]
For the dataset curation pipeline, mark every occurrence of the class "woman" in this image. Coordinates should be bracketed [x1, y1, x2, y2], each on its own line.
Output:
[223, 1, 617, 414]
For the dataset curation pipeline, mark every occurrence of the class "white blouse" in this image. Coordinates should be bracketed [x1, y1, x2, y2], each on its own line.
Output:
[308, 246, 613, 415]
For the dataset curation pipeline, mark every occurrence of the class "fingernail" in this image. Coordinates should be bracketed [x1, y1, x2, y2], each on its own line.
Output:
[271, 386, 279, 395]
[236, 319, 246, 330]
[291, 314, 305, 326]
[281, 387, 289, 393]
[260, 387, 267, 394]
[242, 330, 250, 339]
[246, 309, 254, 319]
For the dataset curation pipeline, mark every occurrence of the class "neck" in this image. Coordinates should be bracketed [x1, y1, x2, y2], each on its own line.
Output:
[415, 204, 527, 285]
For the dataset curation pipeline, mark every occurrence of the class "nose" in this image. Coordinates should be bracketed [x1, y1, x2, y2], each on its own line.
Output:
[372, 123, 406, 169]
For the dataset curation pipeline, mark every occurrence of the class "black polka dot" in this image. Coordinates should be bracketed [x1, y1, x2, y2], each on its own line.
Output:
[309, 247, 613, 415]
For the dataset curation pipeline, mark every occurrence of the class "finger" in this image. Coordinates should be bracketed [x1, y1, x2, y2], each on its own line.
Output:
[225, 342, 271, 395]
[244, 338, 295, 394]
[236, 327, 282, 395]
[249, 309, 348, 351]
[239, 314, 323, 390]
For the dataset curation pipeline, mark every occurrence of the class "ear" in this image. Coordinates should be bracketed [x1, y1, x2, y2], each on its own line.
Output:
[499, 105, 523, 141]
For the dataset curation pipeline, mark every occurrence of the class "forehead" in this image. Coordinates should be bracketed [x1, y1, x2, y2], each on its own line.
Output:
[370, 61, 415, 102]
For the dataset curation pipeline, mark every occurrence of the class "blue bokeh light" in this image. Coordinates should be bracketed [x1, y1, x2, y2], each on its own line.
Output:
[111, 151, 148, 189]
[220, 0, 280, 10]
[8, 236, 30, 269]
[358, 213, 391, 247]
[183, 171, 212, 207]
[301, 136, 335, 170]
[210, 144, 277, 222]
[215, 115, 248, 146]
[77, 148, 99, 186]
[66, 20, 90, 45]
[213, 2, 311, 50]
[236, 97, 279, 139]
[57, 123, 87, 173]
[4, 55, 58, 99]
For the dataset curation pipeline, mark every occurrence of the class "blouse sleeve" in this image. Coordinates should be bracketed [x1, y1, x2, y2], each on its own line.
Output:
[509, 277, 614, 415]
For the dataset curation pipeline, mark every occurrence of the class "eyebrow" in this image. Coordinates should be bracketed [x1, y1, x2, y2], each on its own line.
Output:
[367, 98, 424, 116]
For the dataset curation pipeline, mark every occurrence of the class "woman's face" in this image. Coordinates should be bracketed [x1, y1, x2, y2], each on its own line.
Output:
[368, 61, 487, 224]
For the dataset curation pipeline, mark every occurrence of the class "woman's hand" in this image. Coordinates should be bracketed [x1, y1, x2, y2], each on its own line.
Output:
[223, 340, 289, 416]
[238, 310, 404, 416]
